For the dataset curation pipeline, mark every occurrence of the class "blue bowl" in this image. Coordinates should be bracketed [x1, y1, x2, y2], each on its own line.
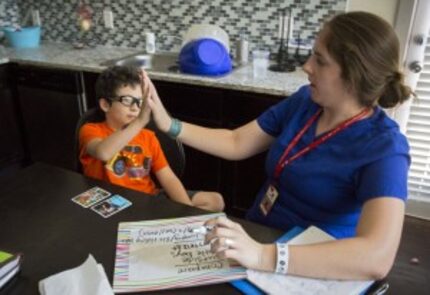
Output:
[3, 26, 41, 48]
[179, 38, 232, 76]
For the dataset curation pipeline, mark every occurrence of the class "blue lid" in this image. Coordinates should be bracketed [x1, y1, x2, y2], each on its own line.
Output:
[195, 39, 225, 65]
[179, 38, 232, 76]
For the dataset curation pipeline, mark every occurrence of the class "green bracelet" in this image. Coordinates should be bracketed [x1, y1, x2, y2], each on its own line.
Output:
[167, 118, 182, 139]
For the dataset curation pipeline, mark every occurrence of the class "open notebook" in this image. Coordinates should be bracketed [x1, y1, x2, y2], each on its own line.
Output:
[242, 226, 374, 295]
[113, 213, 246, 293]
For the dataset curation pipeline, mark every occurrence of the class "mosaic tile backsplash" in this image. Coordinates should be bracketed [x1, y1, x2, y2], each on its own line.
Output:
[1, 0, 346, 54]
[0, 0, 19, 27]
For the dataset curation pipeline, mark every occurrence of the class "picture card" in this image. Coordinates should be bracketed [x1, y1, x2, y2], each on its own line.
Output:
[91, 195, 132, 218]
[71, 186, 111, 208]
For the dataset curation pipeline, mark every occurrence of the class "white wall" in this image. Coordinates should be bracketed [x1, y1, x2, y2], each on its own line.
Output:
[346, 0, 399, 25]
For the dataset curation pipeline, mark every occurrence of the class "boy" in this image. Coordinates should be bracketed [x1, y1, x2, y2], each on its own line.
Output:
[79, 66, 224, 211]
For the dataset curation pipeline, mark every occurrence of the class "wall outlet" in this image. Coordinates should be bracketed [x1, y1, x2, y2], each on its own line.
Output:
[103, 8, 114, 29]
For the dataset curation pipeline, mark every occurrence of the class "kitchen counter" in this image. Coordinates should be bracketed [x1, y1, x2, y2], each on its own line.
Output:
[2, 42, 308, 96]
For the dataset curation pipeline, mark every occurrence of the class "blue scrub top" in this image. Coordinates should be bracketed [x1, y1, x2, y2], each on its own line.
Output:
[246, 85, 410, 239]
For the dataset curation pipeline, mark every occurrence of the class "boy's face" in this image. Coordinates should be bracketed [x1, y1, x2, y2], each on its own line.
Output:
[100, 83, 143, 129]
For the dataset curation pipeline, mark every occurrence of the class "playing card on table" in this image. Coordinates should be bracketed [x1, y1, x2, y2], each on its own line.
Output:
[91, 195, 132, 218]
[71, 186, 111, 208]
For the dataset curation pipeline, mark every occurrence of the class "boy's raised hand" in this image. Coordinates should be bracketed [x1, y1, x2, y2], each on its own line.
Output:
[141, 69, 150, 100]
[141, 72, 173, 133]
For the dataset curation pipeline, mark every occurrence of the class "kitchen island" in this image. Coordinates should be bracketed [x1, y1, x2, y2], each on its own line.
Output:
[1, 42, 308, 96]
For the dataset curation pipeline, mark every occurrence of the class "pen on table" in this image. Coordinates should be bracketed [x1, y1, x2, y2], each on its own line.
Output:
[371, 282, 389, 295]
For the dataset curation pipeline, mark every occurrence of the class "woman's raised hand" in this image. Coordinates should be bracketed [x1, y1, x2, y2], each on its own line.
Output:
[204, 217, 272, 271]
[140, 71, 173, 133]
[137, 69, 152, 126]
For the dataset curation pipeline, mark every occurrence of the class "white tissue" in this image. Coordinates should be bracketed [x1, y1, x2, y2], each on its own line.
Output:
[39, 254, 113, 295]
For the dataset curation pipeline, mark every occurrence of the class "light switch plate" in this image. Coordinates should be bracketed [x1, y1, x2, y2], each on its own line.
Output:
[103, 8, 114, 29]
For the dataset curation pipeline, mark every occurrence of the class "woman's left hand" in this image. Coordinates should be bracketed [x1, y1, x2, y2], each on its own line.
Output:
[204, 217, 271, 271]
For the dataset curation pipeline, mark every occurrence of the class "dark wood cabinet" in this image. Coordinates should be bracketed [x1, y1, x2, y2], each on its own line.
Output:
[154, 81, 225, 193]
[14, 65, 84, 171]
[223, 90, 281, 217]
[155, 81, 224, 123]
[83, 71, 99, 109]
[0, 64, 26, 176]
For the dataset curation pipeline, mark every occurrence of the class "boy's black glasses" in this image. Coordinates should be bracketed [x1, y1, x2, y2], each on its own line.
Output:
[109, 95, 143, 108]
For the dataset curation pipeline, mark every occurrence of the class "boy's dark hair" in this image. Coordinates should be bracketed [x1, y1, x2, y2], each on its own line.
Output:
[95, 66, 141, 101]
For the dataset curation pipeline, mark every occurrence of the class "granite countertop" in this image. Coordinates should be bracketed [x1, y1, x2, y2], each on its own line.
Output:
[1, 42, 308, 96]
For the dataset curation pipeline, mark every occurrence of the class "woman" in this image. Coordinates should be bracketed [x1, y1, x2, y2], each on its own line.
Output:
[144, 11, 412, 280]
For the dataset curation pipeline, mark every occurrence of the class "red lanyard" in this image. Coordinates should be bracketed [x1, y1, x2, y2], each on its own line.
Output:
[273, 107, 370, 181]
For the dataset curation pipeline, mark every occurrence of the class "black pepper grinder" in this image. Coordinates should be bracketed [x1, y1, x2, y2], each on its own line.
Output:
[269, 7, 295, 73]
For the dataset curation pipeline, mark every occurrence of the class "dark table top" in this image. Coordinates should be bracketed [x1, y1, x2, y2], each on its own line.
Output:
[0, 163, 429, 294]
[387, 215, 430, 294]
[0, 163, 282, 295]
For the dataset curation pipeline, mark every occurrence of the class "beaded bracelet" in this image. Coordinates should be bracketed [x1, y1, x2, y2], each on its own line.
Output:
[275, 242, 289, 274]
[167, 118, 182, 139]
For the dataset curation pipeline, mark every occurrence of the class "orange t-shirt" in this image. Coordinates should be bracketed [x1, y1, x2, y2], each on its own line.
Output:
[79, 122, 168, 195]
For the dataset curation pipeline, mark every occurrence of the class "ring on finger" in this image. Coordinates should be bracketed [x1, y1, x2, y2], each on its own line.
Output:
[225, 238, 234, 248]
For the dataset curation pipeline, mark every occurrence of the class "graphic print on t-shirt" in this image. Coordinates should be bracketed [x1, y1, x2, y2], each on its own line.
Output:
[106, 145, 152, 179]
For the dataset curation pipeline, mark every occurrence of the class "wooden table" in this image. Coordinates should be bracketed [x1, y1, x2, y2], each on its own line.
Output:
[0, 163, 428, 294]
[0, 163, 281, 294]
[387, 215, 430, 294]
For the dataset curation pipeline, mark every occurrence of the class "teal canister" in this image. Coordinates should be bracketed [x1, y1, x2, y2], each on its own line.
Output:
[3, 26, 41, 48]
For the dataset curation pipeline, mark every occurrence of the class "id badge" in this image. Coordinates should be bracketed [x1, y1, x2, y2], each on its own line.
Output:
[259, 184, 279, 216]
